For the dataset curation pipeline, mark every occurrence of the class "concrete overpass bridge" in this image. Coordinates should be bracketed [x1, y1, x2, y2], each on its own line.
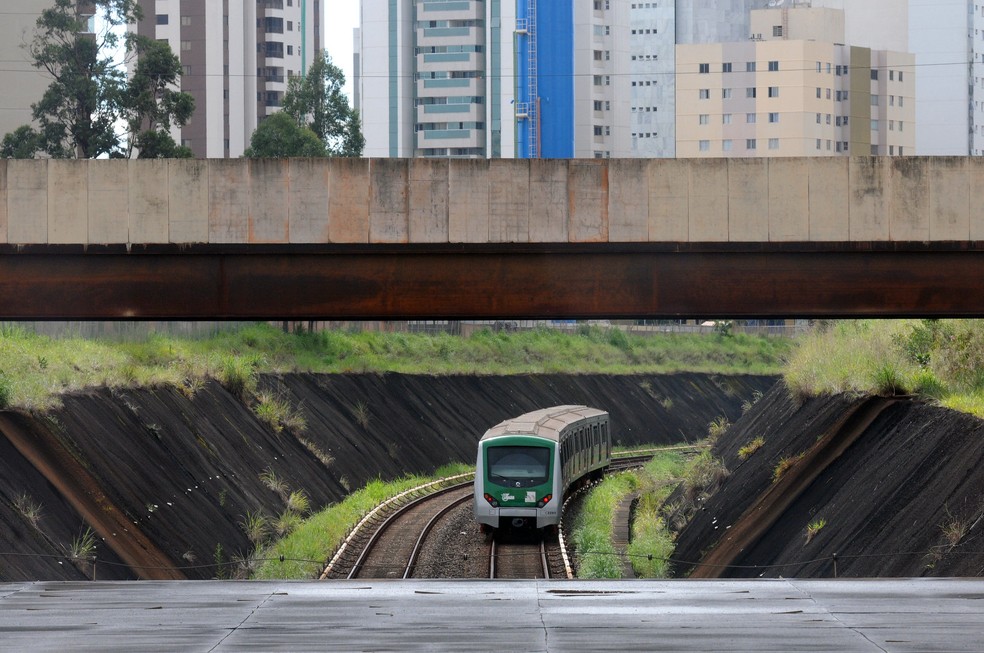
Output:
[0, 156, 981, 319]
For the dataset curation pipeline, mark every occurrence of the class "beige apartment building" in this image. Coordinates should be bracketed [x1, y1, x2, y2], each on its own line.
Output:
[676, 5, 914, 158]
[0, 0, 71, 140]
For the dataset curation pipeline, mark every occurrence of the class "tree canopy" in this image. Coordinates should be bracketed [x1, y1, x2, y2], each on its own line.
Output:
[2, 0, 194, 159]
[243, 112, 329, 159]
[253, 50, 364, 158]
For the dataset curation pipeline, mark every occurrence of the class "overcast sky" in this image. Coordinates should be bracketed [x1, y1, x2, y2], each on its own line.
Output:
[324, 3, 360, 104]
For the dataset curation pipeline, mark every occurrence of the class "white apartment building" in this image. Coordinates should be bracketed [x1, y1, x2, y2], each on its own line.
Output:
[357, 0, 516, 158]
[135, 0, 322, 158]
[676, 5, 915, 157]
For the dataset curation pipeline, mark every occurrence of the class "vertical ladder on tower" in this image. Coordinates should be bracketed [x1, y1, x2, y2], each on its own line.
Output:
[526, 0, 539, 158]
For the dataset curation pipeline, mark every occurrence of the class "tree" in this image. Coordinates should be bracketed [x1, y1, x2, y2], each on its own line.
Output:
[1, 126, 43, 159]
[281, 51, 364, 157]
[122, 38, 195, 158]
[243, 112, 328, 158]
[27, 0, 142, 158]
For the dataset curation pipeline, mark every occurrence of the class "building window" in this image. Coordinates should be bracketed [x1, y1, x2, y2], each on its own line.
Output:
[768, 60, 779, 71]
[699, 89, 710, 99]
[871, 95, 879, 106]
[699, 140, 710, 152]
[768, 112, 779, 123]
[593, 75, 603, 86]
[871, 69, 879, 80]
[594, 125, 603, 136]
[747, 113, 756, 123]
[816, 113, 822, 124]
[287, 20, 293, 31]
[594, 50, 603, 61]
[871, 120, 879, 131]
[593, 100, 603, 111]
[181, 40, 191, 51]
[773, 25, 782, 37]
[817, 139, 822, 150]
[746, 61, 756, 72]
[746, 139, 757, 150]
[722, 62, 732, 73]
[769, 138, 779, 150]
[899, 71, 904, 82]
[156, 14, 168, 24]
[287, 45, 294, 55]
[722, 88, 732, 99]
[181, 15, 191, 26]
[889, 70, 894, 81]
[816, 87, 822, 98]
[699, 63, 710, 73]
[722, 139, 733, 151]
[722, 113, 732, 124]
[699, 114, 709, 125]
[768, 86, 779, 98]
[747, 87, 756, 98]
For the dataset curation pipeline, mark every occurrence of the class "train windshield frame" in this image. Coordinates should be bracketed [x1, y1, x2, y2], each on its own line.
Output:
[486, 445, 551, 488]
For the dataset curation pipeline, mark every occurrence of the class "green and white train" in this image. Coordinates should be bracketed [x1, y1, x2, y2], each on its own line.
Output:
[474, 405, 611, 531]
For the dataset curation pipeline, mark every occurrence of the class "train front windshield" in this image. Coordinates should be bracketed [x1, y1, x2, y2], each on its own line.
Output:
[486, 446, 550, 488]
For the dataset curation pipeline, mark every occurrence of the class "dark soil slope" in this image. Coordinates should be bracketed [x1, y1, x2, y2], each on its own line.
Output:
[0, 372, 772, 581]
[674, 383, 984, 578]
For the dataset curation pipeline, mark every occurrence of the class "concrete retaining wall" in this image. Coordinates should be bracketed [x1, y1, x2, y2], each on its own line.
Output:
[0, 157, 980, 245]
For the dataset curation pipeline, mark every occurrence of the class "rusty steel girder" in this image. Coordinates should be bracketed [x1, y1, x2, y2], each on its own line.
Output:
[0, 243, 983, 319]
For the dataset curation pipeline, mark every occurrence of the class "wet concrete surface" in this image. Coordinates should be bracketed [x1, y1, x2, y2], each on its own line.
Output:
[1, 578, 982, 652]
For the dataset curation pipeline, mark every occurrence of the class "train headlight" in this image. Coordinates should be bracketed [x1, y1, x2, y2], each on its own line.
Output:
[483, 493, 499, 508]
[537, 494, 552, 508]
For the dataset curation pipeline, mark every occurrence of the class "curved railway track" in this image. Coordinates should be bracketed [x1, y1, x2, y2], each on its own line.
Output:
[322, 448, 700, 581]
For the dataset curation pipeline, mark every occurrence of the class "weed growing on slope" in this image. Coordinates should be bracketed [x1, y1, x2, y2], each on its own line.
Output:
[737, 436, 765, 460]
[805, 518, 827, 544]
[14, 494, 43, 529]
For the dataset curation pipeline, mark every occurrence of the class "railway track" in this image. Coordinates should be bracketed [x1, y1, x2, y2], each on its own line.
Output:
[322, 480, 473, 579]
[489, 533, 551, 579]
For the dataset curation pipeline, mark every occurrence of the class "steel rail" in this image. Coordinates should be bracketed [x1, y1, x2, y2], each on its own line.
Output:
[402, 492, 473, 579]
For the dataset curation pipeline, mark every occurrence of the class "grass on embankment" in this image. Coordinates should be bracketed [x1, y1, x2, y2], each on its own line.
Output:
[571, 450, 688, 579]
[784, 319, 984, 418]
[0, 322, 792, 411]
[252, 464, 472, 579]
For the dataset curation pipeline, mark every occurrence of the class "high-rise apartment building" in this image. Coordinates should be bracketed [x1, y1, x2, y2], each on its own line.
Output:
[134, 0, 322, 158]
[357, 0, 515, 158]
[0, 0, 89, 140]
[813, 0, 984, 155]
[676, 5, 914, 157]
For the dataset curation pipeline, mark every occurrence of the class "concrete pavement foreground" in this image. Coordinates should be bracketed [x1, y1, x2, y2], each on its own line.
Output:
[1, 578, 982, 652]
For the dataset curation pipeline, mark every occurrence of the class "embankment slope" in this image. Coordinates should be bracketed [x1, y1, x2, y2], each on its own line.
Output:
[674, 383, 984, 578]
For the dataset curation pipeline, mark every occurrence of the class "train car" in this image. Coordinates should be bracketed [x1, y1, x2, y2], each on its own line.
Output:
[474, 405, 611, 531]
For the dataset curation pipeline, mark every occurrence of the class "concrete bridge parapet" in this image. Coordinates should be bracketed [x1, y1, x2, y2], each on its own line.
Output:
[1, 156, 982, 247]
